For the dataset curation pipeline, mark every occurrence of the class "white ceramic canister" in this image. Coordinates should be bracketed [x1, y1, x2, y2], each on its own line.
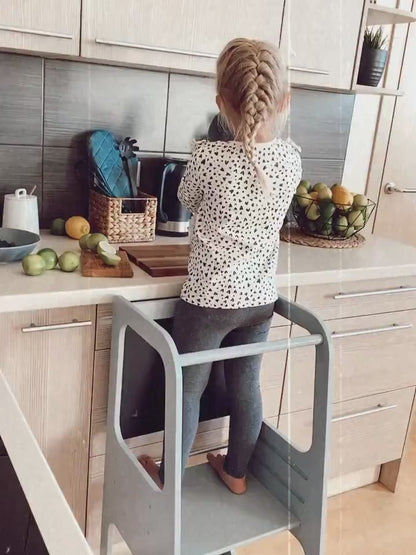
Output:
[2, 188, 40, 234]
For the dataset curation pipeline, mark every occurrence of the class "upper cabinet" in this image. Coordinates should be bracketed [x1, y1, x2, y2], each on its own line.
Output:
[0, 0, 81, 56]
[280, 0, 364, 90]
[81, 0, 284, 73]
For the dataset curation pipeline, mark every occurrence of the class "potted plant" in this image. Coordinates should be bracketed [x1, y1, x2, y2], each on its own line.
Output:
[357, 27, 389, 87]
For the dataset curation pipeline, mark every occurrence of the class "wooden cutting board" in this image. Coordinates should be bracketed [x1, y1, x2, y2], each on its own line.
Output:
[81, 250, 134, 278]
[120, 244, 189, 277]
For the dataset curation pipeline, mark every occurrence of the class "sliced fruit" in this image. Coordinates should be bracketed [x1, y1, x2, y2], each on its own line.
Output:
[306, 203, 320, 221]
[313, 182, 328, 193]
[97, 241, 117, 256]
[296, 192, 313, 208]
[79, 233, 92, 250]
[100, 253, 121, 267]
[59, 251, 80, 272]
[65, 216, 90, 240]
[299, 179, 311, 192]
[50, 218, 66, 236]
[348, 209, 365, 229]
[86, 233, 108, 252]
[22, 254, 46, 276]
[37, 248, 58, 270]
[353, 194, 368, 208]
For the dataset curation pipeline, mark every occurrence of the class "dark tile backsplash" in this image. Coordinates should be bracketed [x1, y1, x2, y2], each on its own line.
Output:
[0, 51, 355, 225]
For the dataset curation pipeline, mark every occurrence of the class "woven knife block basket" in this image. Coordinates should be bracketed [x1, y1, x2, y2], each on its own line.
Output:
[89, 190, 157, 243]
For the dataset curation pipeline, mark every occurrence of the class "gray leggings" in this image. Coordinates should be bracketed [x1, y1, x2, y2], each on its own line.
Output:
[160, 299, 274, 481]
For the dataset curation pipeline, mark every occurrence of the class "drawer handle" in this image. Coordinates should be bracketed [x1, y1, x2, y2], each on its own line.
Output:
[288, 65, 329, 75]
[332, 403, 397, 423]
[0, 24, 73, 40]
[385, 182, 416, 194]
[95, 38, 218, 59]
[332, 323, 413, 339]
[21, 320, 92, 333]
[334, 286, 416, 299]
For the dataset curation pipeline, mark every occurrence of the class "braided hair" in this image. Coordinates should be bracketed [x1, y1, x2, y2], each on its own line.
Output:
[216, 38, 288, 196]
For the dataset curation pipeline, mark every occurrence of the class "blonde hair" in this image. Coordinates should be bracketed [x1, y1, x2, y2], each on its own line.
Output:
[216, 38, 289, 196]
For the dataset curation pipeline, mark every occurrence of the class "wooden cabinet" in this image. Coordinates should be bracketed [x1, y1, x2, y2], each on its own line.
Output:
[279, 387, 414, 479]
[0, 0, 81, 55]
[81, 0, 284, 73]
[280, 0, 364, 89]
[0, 306, 95, 528]
[281, 309, 416, 413]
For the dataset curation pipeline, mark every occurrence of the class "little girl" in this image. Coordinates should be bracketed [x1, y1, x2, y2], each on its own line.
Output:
[141, 38, 301, 494]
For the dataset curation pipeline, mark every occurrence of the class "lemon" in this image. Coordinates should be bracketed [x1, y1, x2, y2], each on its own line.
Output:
[37, 248, 58, 270]
[59, 251, 80, 272]
[22, 254, 46, 276]
[313, 182, 328, 193]
[297, 192, 312, 208]
[50, 218, 66, 236]
[318, 187, 332, 201]
[348, 210, 365, 229]
[86, 233, 108, 252]
[79, 233, 91, 250]
[299, 179, 311, 192]
[306, 203, 320, 221]
[296, 184, 308, 197]
[65, 216, 91, 240]
[353, 194, 368, 208]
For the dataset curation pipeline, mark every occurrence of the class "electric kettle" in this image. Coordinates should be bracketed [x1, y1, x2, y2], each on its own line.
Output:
[2, 188, 39, 234]
[156, 159, 190, 237]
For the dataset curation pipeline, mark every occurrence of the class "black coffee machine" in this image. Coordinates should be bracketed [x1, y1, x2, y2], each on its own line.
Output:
[156, 158, 191, 236]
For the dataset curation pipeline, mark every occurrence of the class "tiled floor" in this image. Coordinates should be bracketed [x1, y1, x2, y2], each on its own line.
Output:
[240, 421, 416, 554]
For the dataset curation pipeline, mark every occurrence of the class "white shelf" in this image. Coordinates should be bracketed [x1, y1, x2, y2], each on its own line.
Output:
[367, 5, 416, 26]
[355, 84, 404, 97]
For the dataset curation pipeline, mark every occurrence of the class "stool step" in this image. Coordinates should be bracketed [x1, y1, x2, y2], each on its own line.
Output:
[181, 463, 300, 555]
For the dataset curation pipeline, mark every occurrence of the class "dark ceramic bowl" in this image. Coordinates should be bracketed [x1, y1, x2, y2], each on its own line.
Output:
[0, 228, 40, 262]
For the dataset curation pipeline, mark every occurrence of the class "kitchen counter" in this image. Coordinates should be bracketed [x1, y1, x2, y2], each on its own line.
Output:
[1, 232, 416, 314]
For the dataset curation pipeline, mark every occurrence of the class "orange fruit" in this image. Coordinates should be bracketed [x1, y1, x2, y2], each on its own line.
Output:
[65, 216, 91, 240]
[332, 185, 352, 208]
[309, 191, 319, 201]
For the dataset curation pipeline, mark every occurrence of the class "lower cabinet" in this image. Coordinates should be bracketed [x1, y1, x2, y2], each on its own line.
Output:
[279, 387, 415, 479]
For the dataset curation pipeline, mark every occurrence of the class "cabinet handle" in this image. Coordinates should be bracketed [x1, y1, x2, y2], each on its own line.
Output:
[21, 320, 92, 333]
[95, 38, 218, 59]
[0, 24, 73, 40]
[332, 323, 413, 339]
[385, 182, 416, 194]
[332, 403, 397, 423]
[288, 65, 329, 75]
[334, 286, 416, 299]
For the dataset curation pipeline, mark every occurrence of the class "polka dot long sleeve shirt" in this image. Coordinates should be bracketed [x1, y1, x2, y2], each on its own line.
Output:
[178, 138, 302, 309]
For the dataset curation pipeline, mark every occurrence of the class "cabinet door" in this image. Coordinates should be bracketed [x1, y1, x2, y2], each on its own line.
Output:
[281, 0, 364, 89]
[81, 0, 284, 73]
[0, 0, 81, 55]
[0, 306, 95, 528]
[281, 309, 416, 414]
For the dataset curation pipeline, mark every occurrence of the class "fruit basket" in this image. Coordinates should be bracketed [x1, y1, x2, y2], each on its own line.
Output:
[292, 181, 376, 240]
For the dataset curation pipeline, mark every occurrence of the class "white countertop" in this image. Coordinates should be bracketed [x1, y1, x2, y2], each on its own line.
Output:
[1, 232, 416, 313]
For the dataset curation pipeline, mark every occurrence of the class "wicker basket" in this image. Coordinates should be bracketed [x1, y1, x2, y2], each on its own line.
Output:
[89, 190, 157, 243]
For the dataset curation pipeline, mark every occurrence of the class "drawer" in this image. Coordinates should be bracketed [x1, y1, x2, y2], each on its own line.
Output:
[278, 388, 414, 479]
[281, 310, 416, 414]
[95, 287, 295, 350]
[297, 276, 416, 321]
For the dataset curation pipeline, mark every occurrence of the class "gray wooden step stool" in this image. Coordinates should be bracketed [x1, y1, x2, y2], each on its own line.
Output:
[101, 295, 333, 555]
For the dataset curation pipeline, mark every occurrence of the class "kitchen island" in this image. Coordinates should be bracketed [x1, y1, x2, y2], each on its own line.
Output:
[1, 232, 416, 553]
